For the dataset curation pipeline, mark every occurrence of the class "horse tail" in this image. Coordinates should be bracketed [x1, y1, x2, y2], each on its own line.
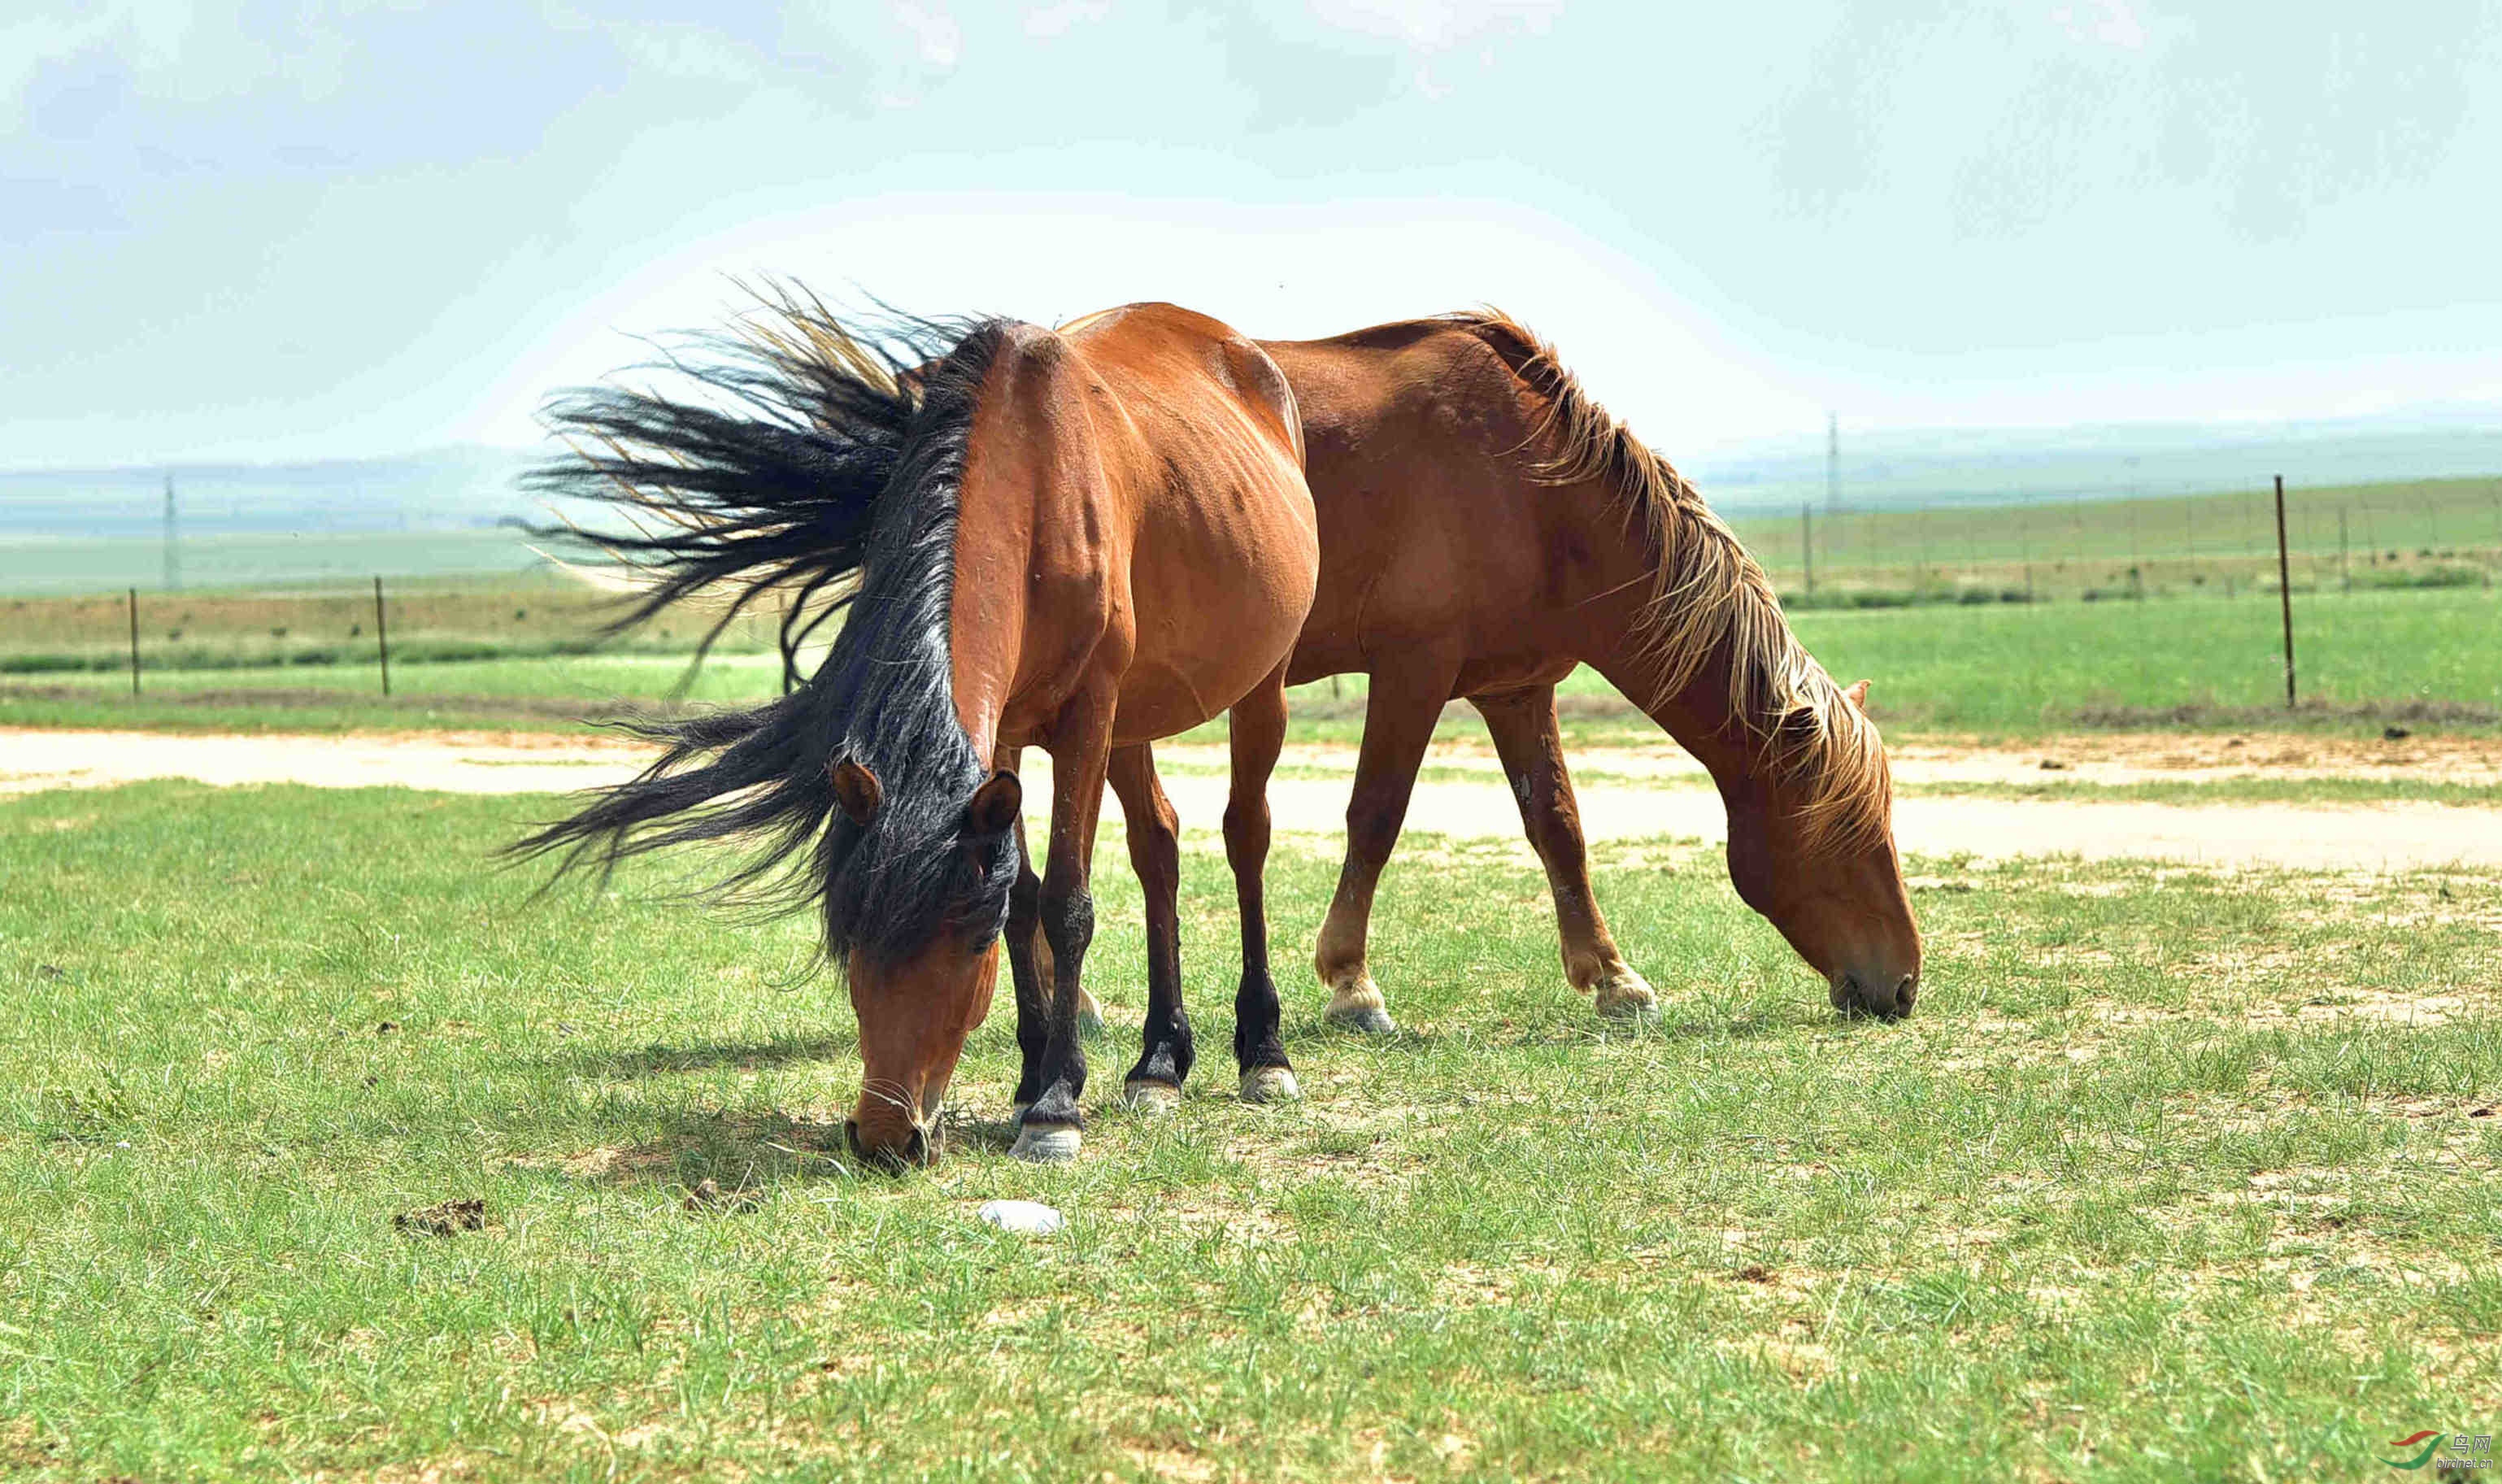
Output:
[506, 294, 1012, 940]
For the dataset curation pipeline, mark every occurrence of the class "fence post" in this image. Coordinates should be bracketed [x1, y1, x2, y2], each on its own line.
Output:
[372, 576, 391, 698]
[127, 586, 141, 696]
[2019, 506, 2032, 602]
[1800, 503, 1814, 600]
[2274, 475, 2295, 710]
[2129, 503, 2143, 600]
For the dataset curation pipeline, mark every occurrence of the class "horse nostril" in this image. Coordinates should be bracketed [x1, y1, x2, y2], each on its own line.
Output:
[1895, 975, 1917, 1012]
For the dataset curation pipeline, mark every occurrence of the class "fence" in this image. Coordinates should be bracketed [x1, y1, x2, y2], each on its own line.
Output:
[0, 572, 798, 706]
[1729, 477, 2502, 607]
[4, 477, 2498, 719]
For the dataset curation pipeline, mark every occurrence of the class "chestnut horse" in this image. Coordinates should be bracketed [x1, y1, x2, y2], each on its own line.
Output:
[1249, 312, 1922, 1027]
[513, 296, 1319, 1167]
[1071, 314, 1919, 1030]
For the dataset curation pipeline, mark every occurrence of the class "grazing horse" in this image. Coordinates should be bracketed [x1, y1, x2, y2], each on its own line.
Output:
[1046, 313, 1917, 1038]
[512, 295, 1319, 1167]
[1249, 311, 1922, 1028]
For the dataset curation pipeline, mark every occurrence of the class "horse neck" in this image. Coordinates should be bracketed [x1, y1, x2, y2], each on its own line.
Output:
[1584, 629, 1763, 794]
[936, 525, 1021, 768]
[1564, 507, 1768, 794]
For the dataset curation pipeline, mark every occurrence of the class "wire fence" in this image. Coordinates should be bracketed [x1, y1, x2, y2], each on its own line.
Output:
[0, 575, 798, 700]
[1726, 477, 2502, 607]
[3, 477, 2497, 719]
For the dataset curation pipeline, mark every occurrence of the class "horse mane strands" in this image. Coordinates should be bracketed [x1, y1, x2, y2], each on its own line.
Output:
[509, 293, 1022, 966]
[1445, 310, 1891, 855]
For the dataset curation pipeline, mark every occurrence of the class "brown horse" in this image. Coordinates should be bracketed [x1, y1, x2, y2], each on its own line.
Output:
[1243, 311, 1921, 1027]
[513, 295, 1319, 1168]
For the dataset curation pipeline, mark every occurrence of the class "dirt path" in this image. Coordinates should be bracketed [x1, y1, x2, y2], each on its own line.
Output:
[7, 727, 2500, 870]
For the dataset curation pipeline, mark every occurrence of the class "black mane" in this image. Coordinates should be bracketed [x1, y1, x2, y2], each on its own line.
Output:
[508, 296, 1019, 965]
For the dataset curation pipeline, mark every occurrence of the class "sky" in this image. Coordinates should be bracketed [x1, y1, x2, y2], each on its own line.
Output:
[4, 1, 2500, 468]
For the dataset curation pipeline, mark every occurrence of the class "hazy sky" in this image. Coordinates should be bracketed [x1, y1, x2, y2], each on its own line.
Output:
[6, 1, 2499, 467]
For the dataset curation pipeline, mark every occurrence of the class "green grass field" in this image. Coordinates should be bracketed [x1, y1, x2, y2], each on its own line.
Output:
[1724, 477, 2502, 603]
[1784, 587, 2502, 731]
[0, 529, 550, 595]
[9, 585, 2493, 741]
[5, 784, 2498, 1479]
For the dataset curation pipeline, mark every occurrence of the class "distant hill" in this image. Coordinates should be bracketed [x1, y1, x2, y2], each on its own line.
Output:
[0, 447, 546, 539]
[2, 413, 2496, 544]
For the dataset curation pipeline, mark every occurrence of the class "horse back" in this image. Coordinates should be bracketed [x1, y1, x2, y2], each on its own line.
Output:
[1258, 319, 1591, 680]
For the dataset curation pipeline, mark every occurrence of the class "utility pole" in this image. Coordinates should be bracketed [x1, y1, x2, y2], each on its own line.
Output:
[1825, 411, 1839, 514]
[2274, 476, 2296, 709]
[163, 474, 180, 591]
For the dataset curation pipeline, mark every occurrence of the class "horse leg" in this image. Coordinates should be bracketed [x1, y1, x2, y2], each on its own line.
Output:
[1108, 742, 1193, 1112]
[998, 746, 1095, 1095]
[1471, 686, 1658, 1020]
[1228, 662, 1299, 1102]
[1312, 654, 1460, 1036]
[1004, 805, 1051, 1116]
[1010, 697, 1114, 1164]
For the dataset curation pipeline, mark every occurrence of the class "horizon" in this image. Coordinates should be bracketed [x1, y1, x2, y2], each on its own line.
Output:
[3, 396, 2500, 480]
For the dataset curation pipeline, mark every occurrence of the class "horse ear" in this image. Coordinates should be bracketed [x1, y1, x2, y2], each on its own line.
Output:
[967, 769, 1021, 836]
[1843, 679, 1870, 712]
[831, 758, 884, 825]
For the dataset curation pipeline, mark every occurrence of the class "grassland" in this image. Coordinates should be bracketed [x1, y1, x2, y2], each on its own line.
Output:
[1724, 476, 2502, 604]
[0, 528, 550, 595]
[3, 476, 2495, 742]
[5, 782, 2500, 1480]
[7, 585, 2493, 742]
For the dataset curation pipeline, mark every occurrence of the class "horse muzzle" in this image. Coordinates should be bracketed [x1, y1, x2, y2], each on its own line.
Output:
[1830, 970, 1918, 1021]
[845, 1116, 933, 1172]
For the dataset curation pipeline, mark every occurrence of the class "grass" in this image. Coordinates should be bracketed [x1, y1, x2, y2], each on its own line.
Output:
[5, 783, 2500, 1479]
[1724, 476, 2502, 603]
[5, 568, 2494, 744]
[1167, 760, 2502, 809]
[1898, 777, 2502, 807]
[1784, 587, 2501, 733]
[0, 572, 782, 675]
[0, 529, 550, 596]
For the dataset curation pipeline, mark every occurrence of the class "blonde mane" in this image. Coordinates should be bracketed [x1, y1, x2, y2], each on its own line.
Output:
[1446, 310, 1892, 854]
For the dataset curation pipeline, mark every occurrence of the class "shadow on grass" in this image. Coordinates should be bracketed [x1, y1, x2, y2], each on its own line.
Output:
[1477, 1001, 1833, 1048]
[511, 1105, 851, 1196]
[555, 1034, 851, 1079]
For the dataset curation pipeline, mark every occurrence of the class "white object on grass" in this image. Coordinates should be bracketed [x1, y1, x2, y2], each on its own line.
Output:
[978, 1199, 1066, 1235]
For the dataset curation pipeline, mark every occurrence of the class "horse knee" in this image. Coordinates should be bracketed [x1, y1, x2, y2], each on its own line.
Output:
[1342, 804, 1403, 867]
[1041, 885, 1094, 964]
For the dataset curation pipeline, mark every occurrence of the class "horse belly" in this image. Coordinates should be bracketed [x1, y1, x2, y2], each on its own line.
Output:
[1114, 472, 1318, 741]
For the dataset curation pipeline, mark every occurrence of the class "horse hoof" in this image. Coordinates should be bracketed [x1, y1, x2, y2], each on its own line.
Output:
[1122, 1081, 1181, 1115]
[1240, 1066, 1300, 1103]
[1595, 967, 1660, 1021]
[1326, 1003, 1397, 1036]
[1008, 1124, 1081, 1163]
[1324, 973, 1395, 1035]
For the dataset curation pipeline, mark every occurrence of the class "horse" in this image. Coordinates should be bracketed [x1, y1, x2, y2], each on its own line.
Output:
[1236, 311, 1922, 1029]
[1064, 312, 1919, 1031]
[510, 293, 1321, 1168]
